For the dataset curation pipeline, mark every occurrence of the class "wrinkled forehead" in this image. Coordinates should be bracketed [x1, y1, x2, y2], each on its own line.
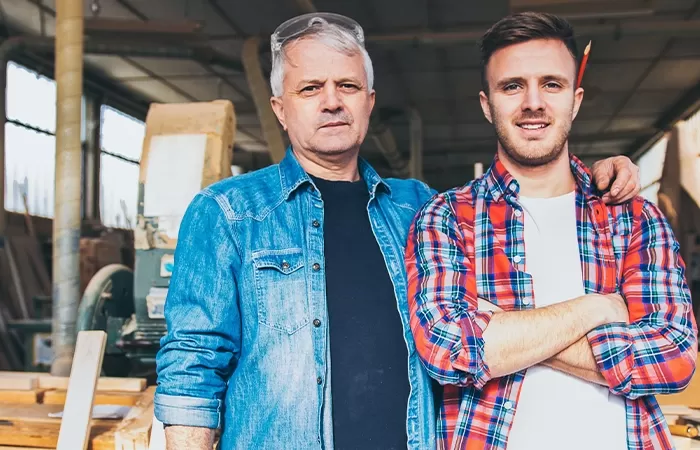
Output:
[282, 38, 368, 84]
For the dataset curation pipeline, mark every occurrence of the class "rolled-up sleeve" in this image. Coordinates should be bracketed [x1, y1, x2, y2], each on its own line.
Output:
[405, 194, 494, 389]
[154, 191, 242, 428]
[588, 199, 698, 399]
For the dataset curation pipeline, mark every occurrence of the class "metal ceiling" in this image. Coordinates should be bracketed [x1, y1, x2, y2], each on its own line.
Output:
[2, 0, 700, 190]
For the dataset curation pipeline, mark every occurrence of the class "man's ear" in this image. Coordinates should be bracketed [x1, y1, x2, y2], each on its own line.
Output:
[479, 91, 493, 124]
[572, 87, 584, 121]
[270, 96, 287, 131]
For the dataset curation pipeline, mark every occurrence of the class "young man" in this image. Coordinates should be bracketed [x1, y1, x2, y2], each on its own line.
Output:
[405, 12, 698, 450]
[154, 12, 643, 450]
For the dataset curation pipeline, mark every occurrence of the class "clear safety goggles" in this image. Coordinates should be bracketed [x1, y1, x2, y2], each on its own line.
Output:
[270, 12, 365, 53]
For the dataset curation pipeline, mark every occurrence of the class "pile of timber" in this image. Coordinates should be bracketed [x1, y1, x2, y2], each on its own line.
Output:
[0, 371, 154, 449]
[0, 236, 51, 370]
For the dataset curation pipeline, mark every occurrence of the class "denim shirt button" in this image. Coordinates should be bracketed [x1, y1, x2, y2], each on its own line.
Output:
[312, 263, 321, 271]
[313, 319, 321, 327]
[316, 376, 323, 385]
[312, 220, 320, 228]
[281, 261, 290, 270]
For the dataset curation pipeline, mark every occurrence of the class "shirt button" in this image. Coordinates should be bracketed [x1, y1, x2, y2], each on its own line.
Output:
[522, 298, 531, 306]
[312, 263, 321, 271]
[312, 220, 320, 228]
[281, 261, 290, 270]
[317, 376, 323, 385]
[313, 319, 321, 327]
[512, 255, 522, 264]
[504, 401, 514, 410]
[514, 209, 522, 217]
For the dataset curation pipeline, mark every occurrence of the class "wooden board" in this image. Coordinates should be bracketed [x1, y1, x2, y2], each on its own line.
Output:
[0, 376, 37, 390]
[44, 389, 141, 406]
[135, 100, 236, 250]
[56, 330, 107, 450]
[39, 375, 147, 393]
[0, 404, 116, 450]
[0, 371, 147, 393]
[113, 386, 156, 450]
[0, 388, 46, 404]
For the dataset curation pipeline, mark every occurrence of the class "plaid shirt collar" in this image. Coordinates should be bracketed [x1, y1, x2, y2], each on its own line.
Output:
[483, 152, 600, 203]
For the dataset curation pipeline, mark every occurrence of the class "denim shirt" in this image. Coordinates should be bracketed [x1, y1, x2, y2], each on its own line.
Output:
[154, 148, 438, 450]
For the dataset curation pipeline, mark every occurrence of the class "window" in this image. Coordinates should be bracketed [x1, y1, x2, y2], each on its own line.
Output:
[636, 136, 668, 204]
[99, 105, 145, 229]
[5, 61, 57, 217]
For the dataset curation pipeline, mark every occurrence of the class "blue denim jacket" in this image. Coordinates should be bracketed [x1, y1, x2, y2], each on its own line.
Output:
[154, 148, 437, 449]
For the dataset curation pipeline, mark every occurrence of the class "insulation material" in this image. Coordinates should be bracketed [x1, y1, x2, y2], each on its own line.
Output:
[135, 100, 236, 249]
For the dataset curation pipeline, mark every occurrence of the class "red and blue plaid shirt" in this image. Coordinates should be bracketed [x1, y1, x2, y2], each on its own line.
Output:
[405, 154, 698, 450]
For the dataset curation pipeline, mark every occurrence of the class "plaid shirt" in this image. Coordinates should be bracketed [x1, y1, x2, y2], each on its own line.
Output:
[405, 154, 698, 450]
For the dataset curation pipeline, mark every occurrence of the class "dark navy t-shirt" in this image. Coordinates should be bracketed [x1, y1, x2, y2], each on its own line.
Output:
[311, 175, 409, 450]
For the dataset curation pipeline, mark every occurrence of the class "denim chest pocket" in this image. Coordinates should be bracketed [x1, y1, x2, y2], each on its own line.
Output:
[252, 248, 310, 334]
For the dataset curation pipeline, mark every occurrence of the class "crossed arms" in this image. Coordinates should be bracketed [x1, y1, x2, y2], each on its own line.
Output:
[405, 195, 698, 397]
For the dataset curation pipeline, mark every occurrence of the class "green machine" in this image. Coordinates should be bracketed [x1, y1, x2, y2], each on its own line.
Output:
[75, 100, 236, 379]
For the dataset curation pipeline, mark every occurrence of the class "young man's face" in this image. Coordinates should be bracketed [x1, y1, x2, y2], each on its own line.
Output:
[270, 38, 375, 160]
[479, 38, 584, 167]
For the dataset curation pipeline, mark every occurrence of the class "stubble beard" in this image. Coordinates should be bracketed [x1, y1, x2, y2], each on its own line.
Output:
[491, 100, 572, 168]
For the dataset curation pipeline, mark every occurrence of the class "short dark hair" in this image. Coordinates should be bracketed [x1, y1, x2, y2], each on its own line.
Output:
[479, 12, 579, 92]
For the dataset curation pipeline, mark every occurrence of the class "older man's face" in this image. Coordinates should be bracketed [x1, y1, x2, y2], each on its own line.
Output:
[270, 38, 375, 159]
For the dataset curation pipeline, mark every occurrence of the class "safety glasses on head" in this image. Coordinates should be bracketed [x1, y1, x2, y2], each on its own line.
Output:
[270, 12, 365, 53]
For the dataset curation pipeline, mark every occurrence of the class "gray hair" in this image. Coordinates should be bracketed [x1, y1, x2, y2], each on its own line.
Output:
[269, 24, 374, 97]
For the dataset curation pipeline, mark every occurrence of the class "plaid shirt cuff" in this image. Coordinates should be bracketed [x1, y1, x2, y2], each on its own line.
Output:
[587, 323, 635, 395]
[453, 310, 495, 390]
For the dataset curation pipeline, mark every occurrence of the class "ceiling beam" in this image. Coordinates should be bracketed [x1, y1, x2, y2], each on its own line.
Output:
[365, 18, 700, 45]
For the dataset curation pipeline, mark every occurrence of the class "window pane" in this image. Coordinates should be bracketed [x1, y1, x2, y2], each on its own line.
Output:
[100, 153, 139, 229]
[640, 182, 660, 205]
[636, 136, 668, 190]
[100, 105, 145, 161]
[6, 61, 57, 133]
[4, 123, 55, 217]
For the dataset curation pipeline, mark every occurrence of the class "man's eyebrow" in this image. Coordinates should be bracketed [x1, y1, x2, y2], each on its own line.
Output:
[541, 75, 570, 86]
[297, 78, 325, 86]
[495, 77, 525, 89]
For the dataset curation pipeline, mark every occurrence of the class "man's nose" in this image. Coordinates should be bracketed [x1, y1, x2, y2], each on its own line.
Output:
[320, 85, 342, 111]
[522, 85, 546, 111]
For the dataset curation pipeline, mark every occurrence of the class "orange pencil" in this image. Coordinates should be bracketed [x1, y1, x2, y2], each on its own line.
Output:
[576, 40, 591, 88]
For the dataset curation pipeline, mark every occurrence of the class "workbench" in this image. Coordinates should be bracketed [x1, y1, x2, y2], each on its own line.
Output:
[0, 371, 154, 449]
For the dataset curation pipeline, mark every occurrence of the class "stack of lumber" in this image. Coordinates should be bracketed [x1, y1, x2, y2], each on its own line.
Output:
[0, 236, 51, 370]
[0, 371, 154, 449]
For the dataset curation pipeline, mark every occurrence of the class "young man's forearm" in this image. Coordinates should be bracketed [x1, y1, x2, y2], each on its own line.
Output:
[165, 426, 215, 450]
[541, 338, 607, 386]
[481, 295, 611, 378]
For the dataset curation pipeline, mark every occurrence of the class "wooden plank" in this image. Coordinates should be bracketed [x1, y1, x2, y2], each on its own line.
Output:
[56, 330, 107, 450]
[0, 446, 53, 450]
[44, 389, 141, 406]
[113, 386, 155, 450]
[0, 375, 38, 391]
[0, 388, 45, 404]
[0, 403, 116, 449]
[38, 375, 147, 392]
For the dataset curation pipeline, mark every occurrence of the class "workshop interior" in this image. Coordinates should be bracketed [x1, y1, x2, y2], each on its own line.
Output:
[0, 0, 698, 448]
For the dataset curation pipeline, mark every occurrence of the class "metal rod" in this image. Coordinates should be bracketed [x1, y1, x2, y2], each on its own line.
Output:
[51, 0, 84, 376]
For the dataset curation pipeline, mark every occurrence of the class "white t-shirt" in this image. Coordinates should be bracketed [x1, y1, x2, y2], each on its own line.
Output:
[506, 191, 627, 450]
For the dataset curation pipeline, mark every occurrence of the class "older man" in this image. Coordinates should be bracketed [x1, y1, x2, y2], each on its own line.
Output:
[154, 12, 641, 450]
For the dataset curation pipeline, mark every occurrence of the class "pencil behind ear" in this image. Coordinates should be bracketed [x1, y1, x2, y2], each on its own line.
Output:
[576, 40, 591, 89]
